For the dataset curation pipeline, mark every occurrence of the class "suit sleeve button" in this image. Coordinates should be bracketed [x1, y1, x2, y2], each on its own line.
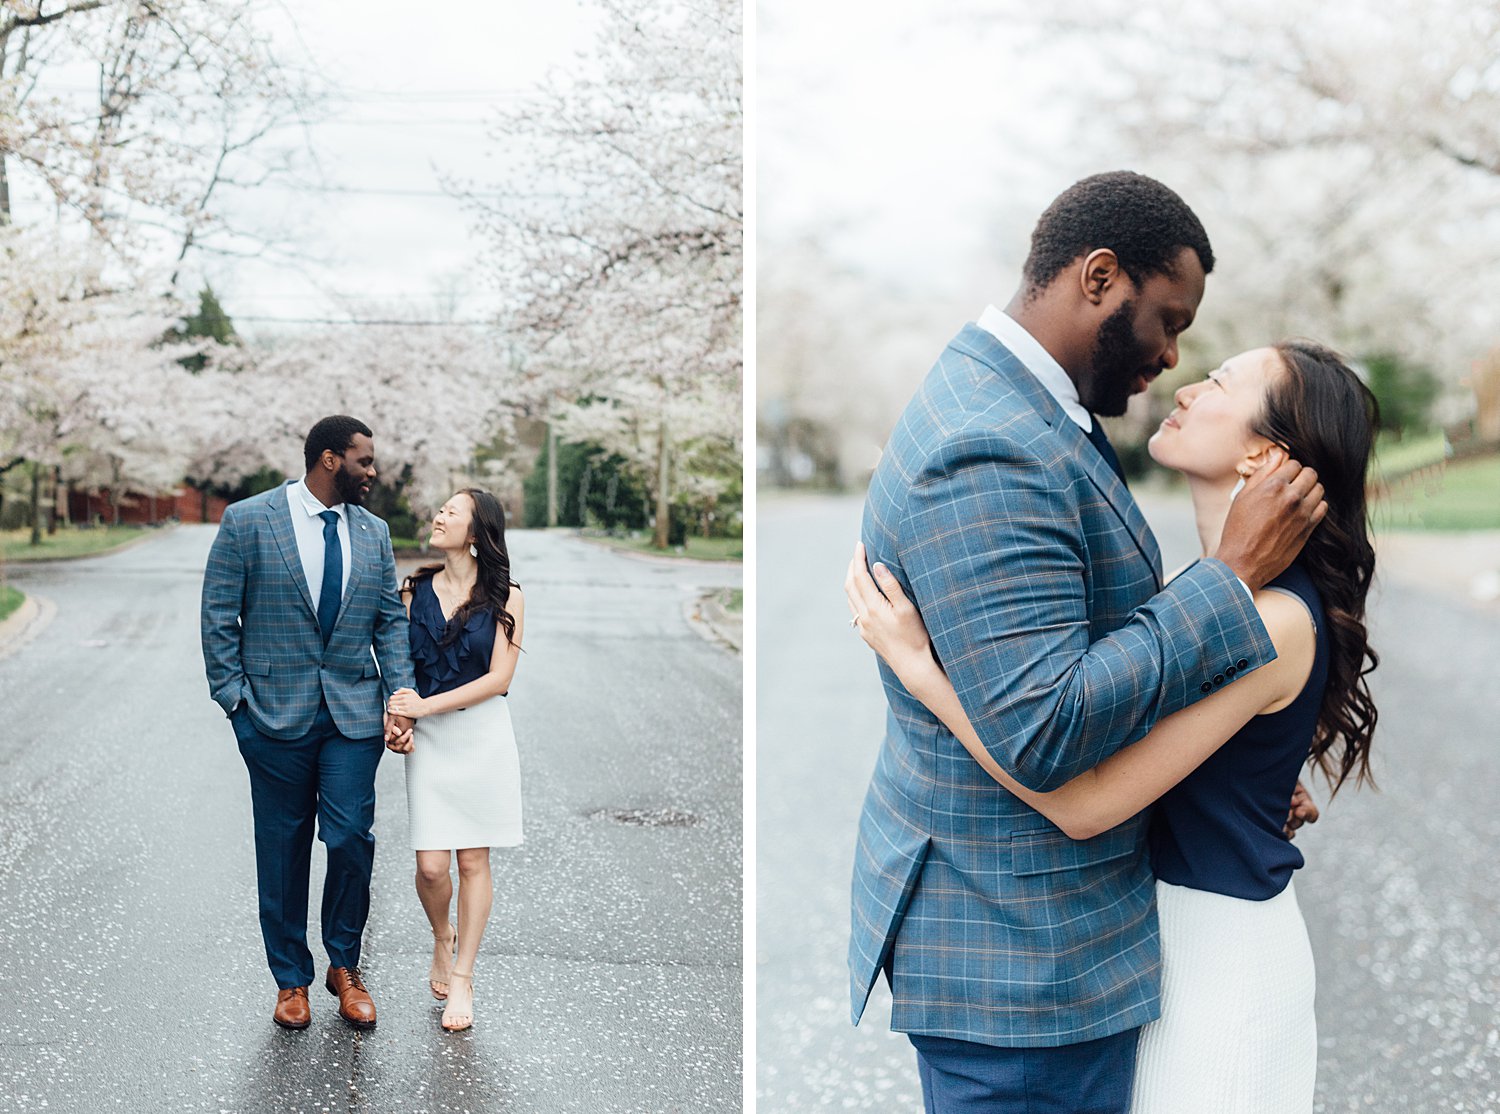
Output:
[1201, 681, 1213, 693]
[1213, 674, 1225, 685]
[1225, 665, 1237, 678]
[1236, 658, 1249, 670]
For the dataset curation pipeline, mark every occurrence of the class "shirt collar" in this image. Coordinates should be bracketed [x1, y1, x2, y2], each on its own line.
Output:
[291, 477, 345, 520]
[975, 305, 1092, 432]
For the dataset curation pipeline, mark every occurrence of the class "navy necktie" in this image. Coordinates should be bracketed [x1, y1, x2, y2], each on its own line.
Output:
[1084, 414, 1126, 485]
[317, 510, 342, 645]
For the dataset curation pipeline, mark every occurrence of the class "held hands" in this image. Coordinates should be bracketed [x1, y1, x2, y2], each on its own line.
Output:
[844, 543, 936, 672]
[1214, 448, 1328, 592]
[383, 708, 415, 754]
[387, 687, 429, 720]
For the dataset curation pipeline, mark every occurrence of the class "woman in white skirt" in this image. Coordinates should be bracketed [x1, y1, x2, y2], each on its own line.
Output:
[845, 340, 1380, 1111]
[385, 487, 524, 1032]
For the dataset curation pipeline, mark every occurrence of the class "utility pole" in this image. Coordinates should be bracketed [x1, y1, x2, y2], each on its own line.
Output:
[653, 415, 671, 550]
[546, 421, 559, 528]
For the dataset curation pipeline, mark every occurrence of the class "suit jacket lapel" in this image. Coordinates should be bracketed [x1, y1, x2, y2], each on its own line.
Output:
[950, 324, 1163, 587]
[268, 481, 319, 619]
[1058, 413, 1164, 588]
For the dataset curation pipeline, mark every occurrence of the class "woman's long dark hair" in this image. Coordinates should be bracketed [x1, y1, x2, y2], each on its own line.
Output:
[403, 488, 520, 649]
[1258, 340, 1379, 795]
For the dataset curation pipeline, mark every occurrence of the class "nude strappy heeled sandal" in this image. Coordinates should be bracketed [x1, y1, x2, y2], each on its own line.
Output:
[441, 971, 474, 1032]
[429, 921, 457, 1000]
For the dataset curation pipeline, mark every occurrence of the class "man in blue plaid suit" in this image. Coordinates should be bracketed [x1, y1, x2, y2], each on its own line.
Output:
[850, 173, 1326, 1111]
[201, 415, 417, 1031]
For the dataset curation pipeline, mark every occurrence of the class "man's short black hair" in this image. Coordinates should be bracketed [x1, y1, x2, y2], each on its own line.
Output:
[304, 415, 373, 471]
[1021, 171, 1215, 294]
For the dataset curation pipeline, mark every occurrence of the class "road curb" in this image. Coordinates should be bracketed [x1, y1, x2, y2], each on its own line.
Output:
[686, 588, 742, 653]
[0, 592, 55, 660]
[573, 531, 743, 569]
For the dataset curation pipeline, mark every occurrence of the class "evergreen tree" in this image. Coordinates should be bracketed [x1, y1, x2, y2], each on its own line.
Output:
[171, 285, 239, 373]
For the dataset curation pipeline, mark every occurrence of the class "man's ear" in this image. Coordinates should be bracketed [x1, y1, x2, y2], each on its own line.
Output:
[1079, 248, 1122, 306]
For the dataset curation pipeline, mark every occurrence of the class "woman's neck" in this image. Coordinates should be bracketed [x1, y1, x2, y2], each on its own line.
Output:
[1187, 475, 1239, 558]
[438, 549, 478, 590]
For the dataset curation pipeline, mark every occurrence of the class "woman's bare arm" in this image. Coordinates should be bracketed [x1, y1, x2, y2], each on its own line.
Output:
[388, 590, 525, 719]
[846, 545, 1314, 839]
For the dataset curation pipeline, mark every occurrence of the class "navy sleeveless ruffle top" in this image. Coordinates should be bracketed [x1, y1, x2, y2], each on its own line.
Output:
[1147, 560, 1330, 901]
[407, 576, 499, 698]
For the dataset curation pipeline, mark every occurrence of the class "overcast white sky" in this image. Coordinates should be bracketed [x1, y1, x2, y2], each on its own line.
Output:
[758, 2, 1090, 303]
[203, 0, 598, 336]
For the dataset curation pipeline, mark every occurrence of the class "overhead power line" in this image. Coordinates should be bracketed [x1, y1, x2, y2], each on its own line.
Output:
[330, 88, 532, 100]
[234, 315, 494, 327]
[243, 182, 569, 200]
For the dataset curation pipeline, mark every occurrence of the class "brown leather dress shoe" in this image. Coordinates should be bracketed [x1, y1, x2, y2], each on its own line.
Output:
[273, 986, 311, 1030]
[325, 966, 377, 1030]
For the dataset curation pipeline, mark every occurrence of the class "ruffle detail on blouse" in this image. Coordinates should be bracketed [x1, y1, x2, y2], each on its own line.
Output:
[408, 580, 496, 697]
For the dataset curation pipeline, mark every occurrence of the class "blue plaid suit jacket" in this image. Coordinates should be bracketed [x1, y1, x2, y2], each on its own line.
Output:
[849, 324, 1275, 1048]
[200, 481, 417, 741]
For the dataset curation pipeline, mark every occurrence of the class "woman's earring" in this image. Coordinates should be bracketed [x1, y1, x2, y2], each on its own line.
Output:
[469, 543, 478, 558]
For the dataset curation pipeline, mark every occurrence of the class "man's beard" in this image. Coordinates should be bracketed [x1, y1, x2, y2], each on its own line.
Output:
[1080, 298, 1147, 418]
[334, 463, 367, 506]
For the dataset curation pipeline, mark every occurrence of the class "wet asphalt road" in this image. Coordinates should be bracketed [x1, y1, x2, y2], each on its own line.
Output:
[0, 526, 741, 1114]
[757, 491, 1500, 1113]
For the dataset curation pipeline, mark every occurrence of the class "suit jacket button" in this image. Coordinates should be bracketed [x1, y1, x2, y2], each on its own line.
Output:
[1213, 673, 1225, 685]
[1225, 665, 1237, 678]
[1201, 681, 1213, 693]
[1236, 658, 1249, 670]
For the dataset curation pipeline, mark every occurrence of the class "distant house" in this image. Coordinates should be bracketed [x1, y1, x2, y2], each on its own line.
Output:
[67, 485, 229, 526]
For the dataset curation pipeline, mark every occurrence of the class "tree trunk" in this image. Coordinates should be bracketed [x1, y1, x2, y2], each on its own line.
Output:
[56, 468, 71, 528]
[200, 484, 209, 523]
[545, 422, 559, 528]
[28, 461, 41, 546]
[653, 416, 671, 550]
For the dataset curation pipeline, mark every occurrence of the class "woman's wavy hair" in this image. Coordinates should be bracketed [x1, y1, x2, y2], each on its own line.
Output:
[402, 488, 520, 649]
[1258, 340, 1380, 795]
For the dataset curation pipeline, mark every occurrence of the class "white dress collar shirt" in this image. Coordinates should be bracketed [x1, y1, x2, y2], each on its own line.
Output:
[976, 304, 1093, 432]
[286, 477, 351, 611]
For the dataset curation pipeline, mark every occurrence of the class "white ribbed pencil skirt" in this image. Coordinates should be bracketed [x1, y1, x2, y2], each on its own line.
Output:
[1129, 879, 1317, 1114]
[404, 696, 523, 851]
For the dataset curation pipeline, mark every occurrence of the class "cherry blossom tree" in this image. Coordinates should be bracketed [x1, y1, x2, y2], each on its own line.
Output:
[758, 236, 970, 487]
[0, 0, 318, 269]
[469, 0, 742, 547]
[239, 320, 521, 518]
[0, 0, 318, 536]
[0, 226, 203, 538]
[981, 0, 1500, 415]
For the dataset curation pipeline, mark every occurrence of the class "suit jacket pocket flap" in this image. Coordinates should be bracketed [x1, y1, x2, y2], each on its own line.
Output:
[244, 658, 271, 677]
[1010, 824, 1139, 877]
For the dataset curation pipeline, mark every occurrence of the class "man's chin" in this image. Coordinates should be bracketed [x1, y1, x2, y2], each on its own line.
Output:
[1077, 373, 1132, 418]
[1085, 392, 1133, 419]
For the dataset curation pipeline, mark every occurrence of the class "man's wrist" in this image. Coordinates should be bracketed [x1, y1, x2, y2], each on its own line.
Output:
[1211, 550, 1259, 596]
